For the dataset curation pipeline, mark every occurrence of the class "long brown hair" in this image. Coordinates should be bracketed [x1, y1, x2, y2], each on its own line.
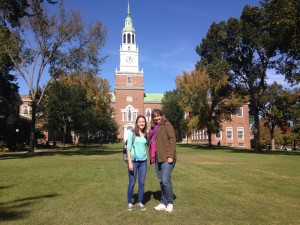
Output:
[150, 108, 168, 127]
[134, 115, 147, 136]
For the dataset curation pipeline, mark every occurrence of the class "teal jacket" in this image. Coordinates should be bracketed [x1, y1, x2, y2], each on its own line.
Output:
[127, 132, 147, 161]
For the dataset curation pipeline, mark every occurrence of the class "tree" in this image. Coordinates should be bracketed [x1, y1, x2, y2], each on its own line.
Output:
[0, 0, 58, 27]
[42, 72, 118, 146]
[261, 0, 300, 84]
[286, 87, 300, 149]
[1, 1, 107, 152]
[44, 81, 88, 147]
[176, 70, 243, 147]
[196, 6, 278, 151]
[161, 89, 185, 141]
[0, 27, 18, 119]
[58, 71, 118, 144]
[260, 82, 295, 150]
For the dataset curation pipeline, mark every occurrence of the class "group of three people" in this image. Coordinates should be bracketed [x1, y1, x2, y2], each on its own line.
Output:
[126, 108, 177, 212]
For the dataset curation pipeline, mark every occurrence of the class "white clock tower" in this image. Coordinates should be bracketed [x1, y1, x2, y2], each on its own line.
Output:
[118, 1, 141, 73]
[114, 0, 145, 140]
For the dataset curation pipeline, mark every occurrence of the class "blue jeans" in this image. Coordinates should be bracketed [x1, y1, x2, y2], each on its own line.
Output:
[155, 158, 176, 205]
[127, 160, 147, 204]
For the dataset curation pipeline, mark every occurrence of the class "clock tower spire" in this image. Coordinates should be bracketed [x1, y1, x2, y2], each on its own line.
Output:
[118, 0, 141, 73]
[114, 0, 145, 141]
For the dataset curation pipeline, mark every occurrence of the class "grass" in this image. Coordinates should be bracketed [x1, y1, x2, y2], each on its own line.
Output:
[1, 143, 300, 225]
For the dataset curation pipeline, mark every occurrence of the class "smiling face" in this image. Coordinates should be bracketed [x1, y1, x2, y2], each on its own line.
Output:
[153, 113, 163, 125]
[137, 117, 146, 130]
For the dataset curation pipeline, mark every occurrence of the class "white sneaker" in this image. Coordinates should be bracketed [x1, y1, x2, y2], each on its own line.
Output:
[154, 203, 166, 211]
[137, 202, 146, 211]
[128, 203, 133, 210]
[166, 204, 173, 212]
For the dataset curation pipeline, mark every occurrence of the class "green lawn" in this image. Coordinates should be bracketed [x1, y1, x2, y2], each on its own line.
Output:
[1, 144, 300, 225]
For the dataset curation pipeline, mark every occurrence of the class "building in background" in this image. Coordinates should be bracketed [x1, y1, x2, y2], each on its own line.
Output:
[110, 1, 251, 148]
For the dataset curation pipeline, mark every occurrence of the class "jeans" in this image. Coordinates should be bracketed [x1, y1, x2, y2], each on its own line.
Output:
[155, 158, 176, 205]
[127, 160, 147, 204]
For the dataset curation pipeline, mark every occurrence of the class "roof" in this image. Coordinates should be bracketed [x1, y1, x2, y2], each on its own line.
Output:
[110, 93, 115, 102]
[109, 92, 163, 103]
[144, 93, 163, 103]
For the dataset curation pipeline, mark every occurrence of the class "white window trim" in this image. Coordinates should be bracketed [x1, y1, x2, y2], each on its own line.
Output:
[237, 107, 243, 117]
[226, 127, 233, 140]
[237, 127, 244, 140]
[216, 131, 222, 140]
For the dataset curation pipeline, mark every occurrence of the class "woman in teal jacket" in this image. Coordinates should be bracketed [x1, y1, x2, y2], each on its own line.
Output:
[126, 115, 148, 211]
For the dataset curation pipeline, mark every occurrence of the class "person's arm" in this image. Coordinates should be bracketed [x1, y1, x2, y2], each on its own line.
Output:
[127, 150, 134, 171]
[166, 123, 176, 163]
[127, 133, 134, 171]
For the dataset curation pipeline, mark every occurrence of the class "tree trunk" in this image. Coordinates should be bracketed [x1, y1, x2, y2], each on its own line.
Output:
[207, 130, 212, 148]
[29, 101, 37, 153]
[74, 134, 79, 146]
[270, 125, 275, 150]
[252, 106, 262, 152]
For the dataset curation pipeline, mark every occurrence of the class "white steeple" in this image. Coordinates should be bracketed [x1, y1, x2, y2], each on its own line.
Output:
[118, 0, 141, 73]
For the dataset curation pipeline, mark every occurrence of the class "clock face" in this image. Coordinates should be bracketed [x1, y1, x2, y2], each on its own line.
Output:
[126, 56, 133, 63]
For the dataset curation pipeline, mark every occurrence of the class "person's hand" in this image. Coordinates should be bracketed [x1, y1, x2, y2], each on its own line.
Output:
[167, 158, 174, 163]
[128, 162, 134, 171]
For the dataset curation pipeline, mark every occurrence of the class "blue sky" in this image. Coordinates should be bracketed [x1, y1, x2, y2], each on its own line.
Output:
[18, 0, 280, 94]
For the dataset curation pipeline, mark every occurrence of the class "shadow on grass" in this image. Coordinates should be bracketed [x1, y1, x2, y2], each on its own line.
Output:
[133, 191, 177, 205]
[177, 143, 300, 156]
[0, 145, 123, 160]
[0, 193, 59, 222]
[228, 149, 300, 155]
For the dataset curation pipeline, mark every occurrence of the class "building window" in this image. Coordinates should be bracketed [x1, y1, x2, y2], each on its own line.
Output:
[237, 127, 244, 140]
[132, 34, 135, 44]
[23, 105, 29, 115]
[228, 143, 233, 147]
[226, 127, 233, 140]
[237, 107, 243, 117]
[126, 94, 133, 102]
[123, 34, 126, 43]
[121, 105, 138, 122]
[239, 143, 244, 147]
[216, 131, 222, 139]
[127, 33, 131, 44]
[128, 107, 132, 121]
[127, 76, 132, 84]
[145, 108, 151, 122]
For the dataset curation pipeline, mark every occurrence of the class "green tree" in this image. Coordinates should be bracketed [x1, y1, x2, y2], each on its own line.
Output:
[0, 0, 59, 27]
[59, 71, 118, 144]
[286, 87, 300, 149]
[44, 81, 88, 147]
[176, 70, 243, 147]
[0, 27, 18, 119]
[1, 1, 107, 152]
[261, 0, 300, 84]
[161, 89, 185, 141]
[260, 82, 295, 150]
[196, 6, 277, 151]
